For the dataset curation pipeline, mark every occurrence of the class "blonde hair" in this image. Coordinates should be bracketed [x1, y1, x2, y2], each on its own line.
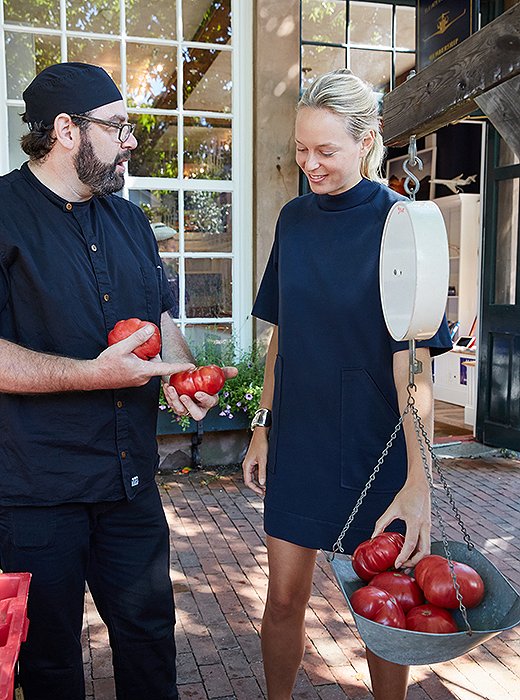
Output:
[298, 69, 385, 182]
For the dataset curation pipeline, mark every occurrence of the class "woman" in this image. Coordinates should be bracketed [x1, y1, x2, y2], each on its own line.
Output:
[242, 69, 452, 700]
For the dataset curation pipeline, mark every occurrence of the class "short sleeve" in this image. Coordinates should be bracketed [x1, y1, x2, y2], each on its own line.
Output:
[389, 314, 453, 357]
[136, 207, 176, 314]
[0, 255, 10, 313]
[252, 220, 280, 325]
[158, 259, 175, 313]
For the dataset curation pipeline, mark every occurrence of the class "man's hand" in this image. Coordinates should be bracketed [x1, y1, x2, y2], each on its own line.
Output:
[91, 325, 195, 389]
[162, 366, 238, 420]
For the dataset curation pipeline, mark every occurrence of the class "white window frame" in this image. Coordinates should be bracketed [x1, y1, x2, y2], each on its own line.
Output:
[0, 0, 253, 351]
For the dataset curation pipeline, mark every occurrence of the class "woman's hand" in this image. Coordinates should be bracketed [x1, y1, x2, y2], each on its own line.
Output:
[371, 476, 431, 569]
[242, 428, 269, 497]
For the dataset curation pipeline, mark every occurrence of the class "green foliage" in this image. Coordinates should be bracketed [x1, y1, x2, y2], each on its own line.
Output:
[159, 335, 265, 429]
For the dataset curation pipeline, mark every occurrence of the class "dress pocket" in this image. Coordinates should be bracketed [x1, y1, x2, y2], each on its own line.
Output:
[267, 354, 283, 474]
[340, 368, 406, 493]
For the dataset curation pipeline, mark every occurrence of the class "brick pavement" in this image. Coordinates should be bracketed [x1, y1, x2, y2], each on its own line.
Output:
[83, 456, 520, 699]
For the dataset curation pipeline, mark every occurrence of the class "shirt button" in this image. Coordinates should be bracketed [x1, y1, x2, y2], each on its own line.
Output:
[116, 400, 123, 408]
[121, 450, 127, 459]
[103, 293, 110, 302]
[91, 244, 98, 252]
[65, 203, 73, 211]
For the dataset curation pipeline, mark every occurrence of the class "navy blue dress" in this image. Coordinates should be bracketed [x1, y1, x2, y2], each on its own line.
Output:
[253, 178, 452, 553]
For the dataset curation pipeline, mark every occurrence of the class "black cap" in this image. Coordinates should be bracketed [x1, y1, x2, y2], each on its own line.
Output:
[23, 62, 123, 127]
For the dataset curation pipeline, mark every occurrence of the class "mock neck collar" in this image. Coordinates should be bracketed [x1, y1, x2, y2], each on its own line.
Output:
[316, 178, 379, 211]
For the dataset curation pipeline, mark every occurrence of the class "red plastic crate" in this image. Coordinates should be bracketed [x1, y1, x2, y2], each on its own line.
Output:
[0, 573, 31, 700]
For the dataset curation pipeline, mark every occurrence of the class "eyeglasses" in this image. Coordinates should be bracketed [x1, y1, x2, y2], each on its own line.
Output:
[70, 114, 136, 144]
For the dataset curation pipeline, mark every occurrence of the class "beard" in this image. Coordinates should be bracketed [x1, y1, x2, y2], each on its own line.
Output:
[73, 133, 130, 196]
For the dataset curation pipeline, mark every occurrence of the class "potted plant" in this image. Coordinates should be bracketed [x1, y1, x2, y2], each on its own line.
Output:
[157, 336, 265, 435]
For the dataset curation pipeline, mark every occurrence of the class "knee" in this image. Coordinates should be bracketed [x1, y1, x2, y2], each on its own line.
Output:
[265, 588, 310, 622]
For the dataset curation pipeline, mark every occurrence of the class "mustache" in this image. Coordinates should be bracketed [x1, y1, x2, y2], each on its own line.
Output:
[116, 153, 131, 165]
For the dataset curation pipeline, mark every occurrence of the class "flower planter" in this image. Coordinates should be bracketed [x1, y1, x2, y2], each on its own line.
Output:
[156, 405, 250, 436]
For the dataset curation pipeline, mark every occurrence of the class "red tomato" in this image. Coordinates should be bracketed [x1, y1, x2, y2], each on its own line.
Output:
[169, 365, 226, 399]
[414, 554, 485, 609]
[406, 604, 458, 634]
[107, 318, 161, 360]
[352, 532, 405, 581]
[350, 586, 406, 629]
[369, 571, 424, 613]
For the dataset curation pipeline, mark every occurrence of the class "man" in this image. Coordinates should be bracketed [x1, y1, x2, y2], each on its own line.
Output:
[0, 62, 234, 699]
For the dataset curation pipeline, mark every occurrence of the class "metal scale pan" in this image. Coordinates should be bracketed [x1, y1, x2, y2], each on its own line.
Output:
[329, 541, 520, 666]
[328, 195, 520, 665]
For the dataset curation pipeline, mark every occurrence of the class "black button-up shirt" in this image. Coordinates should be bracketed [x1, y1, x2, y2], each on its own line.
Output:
[0, 163, 174, 505]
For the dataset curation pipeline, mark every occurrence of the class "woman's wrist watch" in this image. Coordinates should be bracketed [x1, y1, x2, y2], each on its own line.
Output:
[250, 407, 272, 430]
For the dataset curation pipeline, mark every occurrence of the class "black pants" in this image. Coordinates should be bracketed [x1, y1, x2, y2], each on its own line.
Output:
[0, 483, 178, 700]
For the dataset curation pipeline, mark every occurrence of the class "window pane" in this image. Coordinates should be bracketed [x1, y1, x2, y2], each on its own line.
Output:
[4, 0, 60, 28]
[5, 32, 60, 100]
[127, 43, 177, 110]
[185, 258, 232, 318]
[185, 191, 231, 253]
[301, 0, 347, 44]
[350, 2, 392, 47]
[129, 189, 179, 253]
[126, 0, 177, 40]
[301, 45, 345, 91]
[495, 179, 519, 305]
[184, 117, 232, 180]
[128, 115, 178, 178]
[66, 0, 120, 34]
[396, 6, 416, 51]
[67, 38, 121, 88]
[8, 106, 27, 170]
[162, 258, 180, 317]
[350, 48, 391, 91]
[395, 52, 415, 87]
[184, 323, 233, 348]
[183, 48, 231, 113]
[182, 0, 232, 44]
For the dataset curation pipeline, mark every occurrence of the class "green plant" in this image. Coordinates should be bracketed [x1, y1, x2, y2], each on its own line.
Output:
[159, 335, 265, 430]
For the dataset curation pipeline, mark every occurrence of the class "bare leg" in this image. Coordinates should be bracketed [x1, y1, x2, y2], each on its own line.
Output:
[261, 535, 317, 700]
[366, 648, 410, 700]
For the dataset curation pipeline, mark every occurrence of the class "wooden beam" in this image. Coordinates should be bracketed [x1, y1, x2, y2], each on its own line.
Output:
[383, 3, 520, 146]
[475, 75, 520, 158]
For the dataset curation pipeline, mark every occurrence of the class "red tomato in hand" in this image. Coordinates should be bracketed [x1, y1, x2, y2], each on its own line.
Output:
[414, 554, 485, 609]
[369, 571, 424, 613]
[107, 318, 161, 360]
[350, 586, 406, 629]
[352, 532, 405, 581]
[406, 604, 458, 634]
[169, 365, 226, 399]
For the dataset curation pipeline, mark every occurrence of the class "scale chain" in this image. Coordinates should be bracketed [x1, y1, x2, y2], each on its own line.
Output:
[329, 378, 474, 634]
[411, 409, 474, 549]
[409, 401, 472, 634]
[329, 413, 406, 557]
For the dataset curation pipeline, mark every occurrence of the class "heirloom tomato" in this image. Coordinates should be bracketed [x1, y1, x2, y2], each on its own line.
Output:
[406, 604, 458, 634]
[414, 554, 484, 609]
[169, 365, 226, 399]
[350, 586, 406, 629]
[107, 318, 161, 360]
[352, 532, 405, 581]
[369, 571, 424, 613]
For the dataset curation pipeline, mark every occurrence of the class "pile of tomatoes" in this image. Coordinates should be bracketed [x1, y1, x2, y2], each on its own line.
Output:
[349, 532, 485, 633]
